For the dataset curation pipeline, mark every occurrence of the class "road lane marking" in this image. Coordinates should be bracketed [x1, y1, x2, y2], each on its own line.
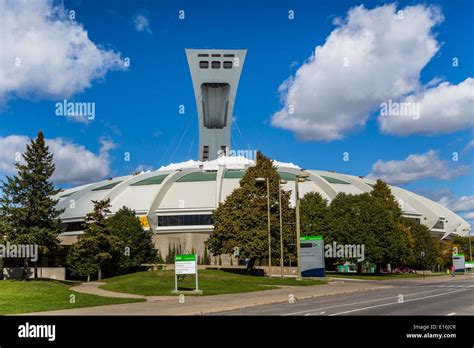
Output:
[283, 288, 449, 316]
[329, 289, 469, 316]
[447, 312, 456, 316]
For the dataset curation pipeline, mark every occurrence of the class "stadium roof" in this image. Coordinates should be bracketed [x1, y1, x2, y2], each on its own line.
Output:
[56, 157, 471, 240]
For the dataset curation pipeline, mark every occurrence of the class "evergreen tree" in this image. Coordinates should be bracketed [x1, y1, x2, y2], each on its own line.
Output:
[67, 199, 120, 280]
[107, 207, 157, 275]
[202, 247, 210, 265]
[370, 180, 402, 216]
[0, 131, 63, 279]
[206, 152, 295, 270]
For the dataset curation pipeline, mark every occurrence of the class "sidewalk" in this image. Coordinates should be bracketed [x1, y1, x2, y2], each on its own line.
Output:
[22, 280, 391, 316]
[69, 281, 170, 302]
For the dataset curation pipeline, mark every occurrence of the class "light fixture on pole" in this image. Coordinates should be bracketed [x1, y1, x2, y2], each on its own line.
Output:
[295, 171, 310, 279]
[279, 179, 288, 278]
[256, 177, 271, 277]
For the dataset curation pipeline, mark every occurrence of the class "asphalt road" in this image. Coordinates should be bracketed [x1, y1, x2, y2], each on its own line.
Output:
[214, 275, 474, 316]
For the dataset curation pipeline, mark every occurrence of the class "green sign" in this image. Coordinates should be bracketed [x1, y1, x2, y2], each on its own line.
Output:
[300, 235, 323, 241]
[175, 254, 196, 262]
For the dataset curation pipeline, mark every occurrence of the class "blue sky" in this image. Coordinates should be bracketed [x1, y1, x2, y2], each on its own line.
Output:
[0, 0, 473, 221]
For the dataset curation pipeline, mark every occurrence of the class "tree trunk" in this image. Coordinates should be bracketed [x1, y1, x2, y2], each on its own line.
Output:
[357, 263, 363, 274]
[87, 275, 90, 282]
[34, 262, 38, 279]
[22, 258, 29, 280]
[375, 262, 381, 274]
[246, 257, 256, 273]
[98, 268, 102, 280]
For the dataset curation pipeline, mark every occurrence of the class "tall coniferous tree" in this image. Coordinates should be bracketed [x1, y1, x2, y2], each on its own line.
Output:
[0, 131, 63, 279]
[67, 199, 120, 280]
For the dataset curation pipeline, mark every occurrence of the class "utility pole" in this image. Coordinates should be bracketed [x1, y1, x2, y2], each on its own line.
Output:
[266, 177, 271, 277]
[279, 180, 287, 277]
[295, 172, 309, 279]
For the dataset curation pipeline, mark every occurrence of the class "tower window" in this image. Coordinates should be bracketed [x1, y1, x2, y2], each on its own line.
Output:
[199, 61, 209, 69]
[211, 61, 221, 69]
[211, 54, 221, 57]
[198, 54, 209, 57]
[223, 61, 233, 69]
[202, 146, 209, 161]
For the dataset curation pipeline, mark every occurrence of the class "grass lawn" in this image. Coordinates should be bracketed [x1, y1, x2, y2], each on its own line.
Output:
[100, 269, 327, 296]
[0, 279, 144, 315]
[327, 272, 448, 280]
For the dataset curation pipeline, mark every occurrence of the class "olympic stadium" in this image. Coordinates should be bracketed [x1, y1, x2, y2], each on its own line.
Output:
[55, 49, 471, 262]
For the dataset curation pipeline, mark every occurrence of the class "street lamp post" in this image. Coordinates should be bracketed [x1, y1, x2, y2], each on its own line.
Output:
[295, 171, 310, 279]
[470, 234, 473, 262]
[421, 251, 426, 279]
[256, 177, 272, 277]
[279, 179, 288, 278]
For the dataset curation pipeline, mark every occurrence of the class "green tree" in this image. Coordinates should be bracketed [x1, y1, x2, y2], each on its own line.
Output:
[403, 218, 440, 269]
[67, 199, 120, 280]
[300, 192, 329, 236]
[107, 207, 157, 275]
[206, 151, 295, 270]
[370, 180, 415, 268]
[0, 131, 63, 279]
[328, 187, 413, 273]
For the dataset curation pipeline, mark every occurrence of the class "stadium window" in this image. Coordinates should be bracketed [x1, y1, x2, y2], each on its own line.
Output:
[211, 53, 221, 57]
[211, 61, 221, 69]
[157, 214, 213, 226]
[198, 54, 209, 57]
[199, 61, 209, 69]
[223, 61, 232, 69]
[223, 54, 234, 57]
[433, 220, 445, 229]
[62, 221, 85, 232]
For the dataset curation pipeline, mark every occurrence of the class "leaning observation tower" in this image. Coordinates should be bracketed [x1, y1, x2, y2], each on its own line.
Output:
[186, 49, 246, 161]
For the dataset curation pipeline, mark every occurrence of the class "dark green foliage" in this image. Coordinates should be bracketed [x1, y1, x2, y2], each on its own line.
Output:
[107, 207, 157, 274]
[326, 183, 414, 269]
[403, 217, 440, 268]
[0, 131, 63, 278]
[68, 203, 158, 279]
[202, 247, 210, 265]
[165, 243, 183, 264]
[206, 152, 295, 268]
[300, 192, 329, 236]
[67, 199, 120, 280]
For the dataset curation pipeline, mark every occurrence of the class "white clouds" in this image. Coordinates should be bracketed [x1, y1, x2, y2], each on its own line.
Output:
[439, 194, 474, 214]
[0, 0, 126, 104]
[379, 78, 474, 135]
[438, 193, 474, 223]
[367, 150, 469, 185]
[0, 135, 116, 185]
[463, 211, 474, 220]
[133, 14, 152, 34]
[272, 4, 443, 141]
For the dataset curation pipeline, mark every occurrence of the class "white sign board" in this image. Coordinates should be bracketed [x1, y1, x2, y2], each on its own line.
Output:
[175, 260, 197, 275]
[174, 254, 199, 292]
